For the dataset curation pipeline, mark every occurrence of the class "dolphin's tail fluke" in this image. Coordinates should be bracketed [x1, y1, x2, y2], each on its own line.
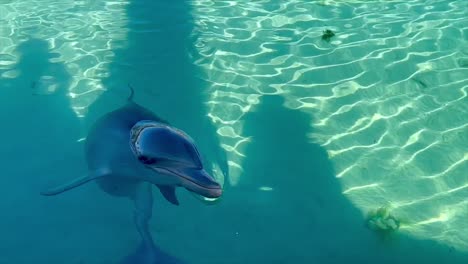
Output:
[122, 183, 186, 264]
[120, 241, 184, 264]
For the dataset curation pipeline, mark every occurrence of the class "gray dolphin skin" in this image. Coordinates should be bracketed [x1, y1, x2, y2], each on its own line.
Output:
[41, 85, 222, 264]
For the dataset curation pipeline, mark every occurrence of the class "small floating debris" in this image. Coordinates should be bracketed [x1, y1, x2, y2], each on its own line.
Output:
[366, 206, 400, 234]
[411, 77, 428, 89]
[457, 58, 468, 68]
[321, 29, 336, 42]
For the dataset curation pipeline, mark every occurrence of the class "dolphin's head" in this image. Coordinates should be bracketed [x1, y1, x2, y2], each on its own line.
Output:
[130, 120, 222, 198]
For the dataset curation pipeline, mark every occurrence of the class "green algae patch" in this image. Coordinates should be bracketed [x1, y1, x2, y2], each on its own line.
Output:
[321, 29, 336, 42]
[366, 206, 400, 234]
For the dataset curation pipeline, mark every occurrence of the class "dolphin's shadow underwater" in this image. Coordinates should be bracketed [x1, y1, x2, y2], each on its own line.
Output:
[41, 86, 222, 264]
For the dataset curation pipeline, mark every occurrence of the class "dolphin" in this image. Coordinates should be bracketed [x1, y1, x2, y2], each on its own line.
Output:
[41, 85, 223, 263]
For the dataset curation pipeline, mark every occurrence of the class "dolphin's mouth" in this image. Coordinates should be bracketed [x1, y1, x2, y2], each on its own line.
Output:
[156, 167, 222, 198]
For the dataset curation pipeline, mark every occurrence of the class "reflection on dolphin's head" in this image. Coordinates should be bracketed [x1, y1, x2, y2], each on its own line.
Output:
[130, 120, 222, 198]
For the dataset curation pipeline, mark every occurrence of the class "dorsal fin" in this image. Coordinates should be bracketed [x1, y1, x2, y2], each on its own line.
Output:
[127, 83, 135, 102]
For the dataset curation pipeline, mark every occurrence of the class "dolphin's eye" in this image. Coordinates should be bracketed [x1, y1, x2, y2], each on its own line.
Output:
[138, 155, 156, 165]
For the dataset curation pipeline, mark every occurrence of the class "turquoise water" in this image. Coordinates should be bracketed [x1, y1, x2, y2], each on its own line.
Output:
[0, 0, 467, 263]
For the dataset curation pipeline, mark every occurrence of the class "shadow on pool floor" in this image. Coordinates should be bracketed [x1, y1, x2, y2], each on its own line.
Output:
[204, 94, 468, 264]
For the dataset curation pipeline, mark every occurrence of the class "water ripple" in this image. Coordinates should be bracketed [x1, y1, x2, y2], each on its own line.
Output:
[0, 0, 130, 117]
[190, 0, 468, 251]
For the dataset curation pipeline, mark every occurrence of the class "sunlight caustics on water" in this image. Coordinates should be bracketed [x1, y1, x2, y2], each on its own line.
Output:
[0, 0, 130, 116]
[189, 0, 468, 251]
[0, 0, 467, 259]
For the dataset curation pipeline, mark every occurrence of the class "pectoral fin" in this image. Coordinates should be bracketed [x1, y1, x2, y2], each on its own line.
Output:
[156, 185, 179, 205]
[41, 168, 110, 196]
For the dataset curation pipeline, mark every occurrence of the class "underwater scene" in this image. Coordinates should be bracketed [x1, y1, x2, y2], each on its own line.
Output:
[0, 0, 467, 263]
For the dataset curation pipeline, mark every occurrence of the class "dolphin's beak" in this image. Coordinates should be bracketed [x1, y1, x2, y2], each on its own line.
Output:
[166, 167, 222, 198]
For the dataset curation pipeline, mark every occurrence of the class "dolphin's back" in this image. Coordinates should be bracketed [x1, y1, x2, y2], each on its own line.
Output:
[85, 103, 167, 196]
